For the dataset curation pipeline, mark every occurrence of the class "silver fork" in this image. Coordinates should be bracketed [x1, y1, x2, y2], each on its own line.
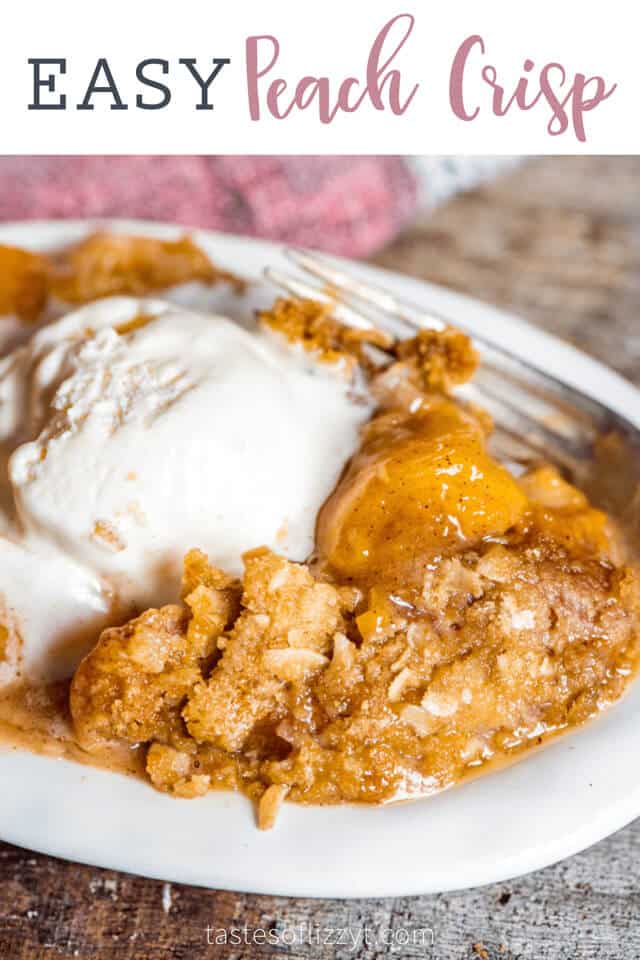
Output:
[265, 249, 640, 529]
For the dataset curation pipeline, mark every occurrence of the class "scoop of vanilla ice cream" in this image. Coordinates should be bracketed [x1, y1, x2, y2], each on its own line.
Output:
[0, 297, 370, 683]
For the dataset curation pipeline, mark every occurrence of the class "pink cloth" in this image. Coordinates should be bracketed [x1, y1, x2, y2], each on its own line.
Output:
[0, 156, 419, 259]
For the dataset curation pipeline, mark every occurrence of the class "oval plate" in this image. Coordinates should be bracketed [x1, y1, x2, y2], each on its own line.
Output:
[0, 219, 639, 898]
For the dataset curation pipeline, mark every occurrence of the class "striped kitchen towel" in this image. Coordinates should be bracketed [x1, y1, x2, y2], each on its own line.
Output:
[0, 156, 519, 258]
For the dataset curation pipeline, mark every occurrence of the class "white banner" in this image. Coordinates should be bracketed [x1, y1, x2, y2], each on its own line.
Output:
[0, 0, 631, 154]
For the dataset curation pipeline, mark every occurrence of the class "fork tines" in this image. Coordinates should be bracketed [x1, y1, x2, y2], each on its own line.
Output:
[264, 247, 639, 485]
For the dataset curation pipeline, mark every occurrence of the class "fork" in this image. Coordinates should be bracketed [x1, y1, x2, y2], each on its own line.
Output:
[265, 249, 640, 528]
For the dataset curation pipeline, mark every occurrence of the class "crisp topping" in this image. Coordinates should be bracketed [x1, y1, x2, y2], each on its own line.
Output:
[396, 326, 479, 391]
[49, 232, 245, 304]
[259, 296, 393, 369]
[91, 520, 126, 553]
[258, 784, 289, 830]
[260, 296, 479, 394]
[0, 232, 245, 324]
[70, 499, 640, 826]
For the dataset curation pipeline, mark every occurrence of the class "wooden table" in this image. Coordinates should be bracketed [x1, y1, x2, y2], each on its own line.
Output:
[2, 156, 640, 959]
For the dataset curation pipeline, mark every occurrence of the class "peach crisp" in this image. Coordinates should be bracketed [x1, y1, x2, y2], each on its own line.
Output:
[0, 231, 243, 324]
[64, 297, 640, 827]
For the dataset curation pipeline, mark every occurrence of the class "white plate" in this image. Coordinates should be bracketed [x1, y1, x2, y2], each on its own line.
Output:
[0, 219, 639, 898]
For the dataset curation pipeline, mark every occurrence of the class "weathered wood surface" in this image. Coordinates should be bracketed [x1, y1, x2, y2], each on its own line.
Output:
[1, 156, 640, 959]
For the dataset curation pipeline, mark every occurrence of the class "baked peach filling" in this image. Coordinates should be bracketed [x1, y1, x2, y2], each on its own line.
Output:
[57, 298, 640, 828]
[0, 244, 49, 322]
[316, 401, 529, 590]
